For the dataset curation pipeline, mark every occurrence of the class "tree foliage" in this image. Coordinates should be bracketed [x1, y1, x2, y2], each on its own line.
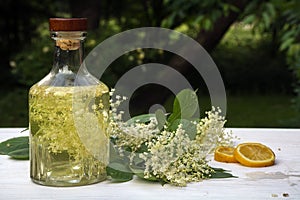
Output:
[0, 0, 299, 125]
[241, 0, 300, 116]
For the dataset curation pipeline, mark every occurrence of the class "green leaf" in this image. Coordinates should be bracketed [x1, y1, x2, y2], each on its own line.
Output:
[155, 109, 167, 130]
[106, 162, 133, 182]
[109, 143, 126, 163]
[243, 14, 256, 24]
[21, 128, 29, 133]
[228, 4, 240, 13]
[129, 165, 145, 179]
[265, 2, 276, 18]
[262, 12, 271, 28]
[280, 38, 295, 51]
[210, 168, 237, 179]
[210, 171, 236, 179]
[0, 136, 29, 155]
[126, 114, 155, 125]
[107, 162, 133, 173]
[281, 29, 296, 41]
[132, 155, 145, 166]
[8, 148, 29, 160]
[129, 165, 159, 182]
[135, 143, 149, 153]
[168, 89, 198, 125]
[203, 18, 212, 30]
[169, 119, 197, 140]
[194, 15, 204, 25]
[211, 167, 227, 172]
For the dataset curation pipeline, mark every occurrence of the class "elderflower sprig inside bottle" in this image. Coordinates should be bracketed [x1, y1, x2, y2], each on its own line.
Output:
[29, 18, 109, 186]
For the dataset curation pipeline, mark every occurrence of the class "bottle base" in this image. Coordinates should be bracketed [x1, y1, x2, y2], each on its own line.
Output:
[31, 176, 106, 187]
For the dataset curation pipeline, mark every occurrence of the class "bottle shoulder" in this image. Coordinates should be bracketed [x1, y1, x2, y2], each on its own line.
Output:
[30, 68, 109, 89]
[29, 83, 109, 97]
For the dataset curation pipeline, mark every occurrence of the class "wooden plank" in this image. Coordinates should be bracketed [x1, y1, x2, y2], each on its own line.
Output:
[0, 128, 299, 199]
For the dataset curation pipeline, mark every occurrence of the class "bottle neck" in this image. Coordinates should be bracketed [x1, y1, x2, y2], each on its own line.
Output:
[37, 30, 100, 87]
[51, 31, 86, 74]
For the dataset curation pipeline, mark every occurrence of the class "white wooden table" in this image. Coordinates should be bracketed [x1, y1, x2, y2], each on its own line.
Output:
[0, 128, 299, 199]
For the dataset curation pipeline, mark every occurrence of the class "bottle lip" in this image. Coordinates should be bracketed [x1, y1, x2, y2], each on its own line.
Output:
[49, 18, 87, 31]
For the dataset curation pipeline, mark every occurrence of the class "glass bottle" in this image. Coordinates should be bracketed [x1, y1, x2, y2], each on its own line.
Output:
[29, 18, 109, 186]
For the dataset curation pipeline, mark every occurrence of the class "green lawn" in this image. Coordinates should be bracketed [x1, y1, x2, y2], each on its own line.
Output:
[225, 95, 298, 127]
[0, 88, 28, 127]
[197, 94, 298, 128]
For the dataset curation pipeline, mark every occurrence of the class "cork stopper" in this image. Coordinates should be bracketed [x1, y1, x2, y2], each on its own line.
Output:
[49, 18, 87, 31]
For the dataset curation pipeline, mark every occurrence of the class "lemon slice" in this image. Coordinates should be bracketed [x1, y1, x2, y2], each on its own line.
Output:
[214, 146, 238, 163]
[233, 142, 275, 167]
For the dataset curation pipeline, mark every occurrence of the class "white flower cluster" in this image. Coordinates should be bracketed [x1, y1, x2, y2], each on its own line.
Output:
[140, 124, 214, 186]
[108, 90, 159, 157]
[196, 107, 235, 156]
[109, 90, 233, 186]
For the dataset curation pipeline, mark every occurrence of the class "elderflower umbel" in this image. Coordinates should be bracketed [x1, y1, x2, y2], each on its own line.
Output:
[196, 107, 235, 155]
[109, 91, 234, 186]
[140, 124, 214, 186]
[108, 90, 159, 160]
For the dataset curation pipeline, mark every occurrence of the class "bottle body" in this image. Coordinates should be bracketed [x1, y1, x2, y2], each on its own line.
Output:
[29, 84, 109, 186]
[29, 18, 109, 186]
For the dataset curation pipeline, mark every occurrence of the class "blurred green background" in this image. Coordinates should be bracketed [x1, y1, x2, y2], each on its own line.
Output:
[0, 0, 299, 128]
